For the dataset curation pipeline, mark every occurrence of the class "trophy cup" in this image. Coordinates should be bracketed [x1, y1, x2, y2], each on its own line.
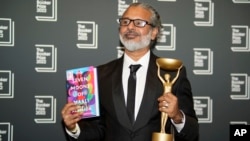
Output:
[152, 58, 183, 141]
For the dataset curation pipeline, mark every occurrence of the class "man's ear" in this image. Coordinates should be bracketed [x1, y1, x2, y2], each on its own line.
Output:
[151, 27, 159, 40]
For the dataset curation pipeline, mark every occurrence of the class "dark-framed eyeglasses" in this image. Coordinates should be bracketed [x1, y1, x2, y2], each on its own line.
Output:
[117, 18, 154, 28]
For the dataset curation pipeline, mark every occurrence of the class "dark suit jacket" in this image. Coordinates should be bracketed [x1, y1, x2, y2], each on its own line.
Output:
[67, 52, 199, 141]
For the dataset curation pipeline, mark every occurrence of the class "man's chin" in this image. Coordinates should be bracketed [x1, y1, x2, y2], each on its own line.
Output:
[124, 46, 137, 51]
[125, 45, 147, 52]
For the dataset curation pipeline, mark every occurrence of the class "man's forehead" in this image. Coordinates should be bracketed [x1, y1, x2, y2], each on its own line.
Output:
[122, 6, 151, 20]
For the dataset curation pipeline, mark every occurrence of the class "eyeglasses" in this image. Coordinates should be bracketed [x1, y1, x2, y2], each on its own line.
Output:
[117, 18, 154, 28]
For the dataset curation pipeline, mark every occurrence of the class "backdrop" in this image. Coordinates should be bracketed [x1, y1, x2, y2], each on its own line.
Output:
[0, 0, 250, 141]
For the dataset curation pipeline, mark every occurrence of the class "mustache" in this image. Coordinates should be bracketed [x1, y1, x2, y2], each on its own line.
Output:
[124, 30, 140, 36]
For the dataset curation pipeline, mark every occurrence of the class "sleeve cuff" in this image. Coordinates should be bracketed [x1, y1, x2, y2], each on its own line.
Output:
[171, 110, 186, 133]
[65, 123, 81, 139]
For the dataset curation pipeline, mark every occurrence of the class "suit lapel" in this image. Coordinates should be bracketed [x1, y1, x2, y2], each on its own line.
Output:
[112, 57, 133, 130]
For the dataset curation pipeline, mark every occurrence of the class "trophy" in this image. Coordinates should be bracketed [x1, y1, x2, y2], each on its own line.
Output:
[152, 58, 183, 141]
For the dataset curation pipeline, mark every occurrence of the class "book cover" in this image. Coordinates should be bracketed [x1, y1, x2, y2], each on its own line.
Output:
[66, 66, 100, 119]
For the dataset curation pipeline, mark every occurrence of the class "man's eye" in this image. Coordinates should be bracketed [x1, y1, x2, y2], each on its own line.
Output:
[123, 20, 129, 24]
[135, 21, 141, 25]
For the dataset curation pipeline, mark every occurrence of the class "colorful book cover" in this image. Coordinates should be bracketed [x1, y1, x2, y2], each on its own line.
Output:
[66, 66, 100, 119]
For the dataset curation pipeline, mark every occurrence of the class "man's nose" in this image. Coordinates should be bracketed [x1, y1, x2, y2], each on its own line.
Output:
[127, 21, 136, 29]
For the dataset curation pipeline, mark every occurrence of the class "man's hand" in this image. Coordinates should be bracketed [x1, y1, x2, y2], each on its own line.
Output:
[61, 102, 83, 131]
[158, 92, 183, 123]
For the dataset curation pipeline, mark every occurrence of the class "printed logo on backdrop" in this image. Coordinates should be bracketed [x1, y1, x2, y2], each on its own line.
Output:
[0, 70, 14, 99]
[0, 18, 14, 47]
[118, 0, 138, 16]
[230, 121, 248, 125]
[193, 48, 213, 75]
[231, 25, 250, 52]
[0, 122, 13, 141]
[34, 95, 57, 123]
[35, 0, 57, 22]
[156, 24, 176, 51]
[194, 0, 214, 27]
[230, 73, 250, 100]
[193, 96, 213, 123]
[77, 21, 98, 49]
[35, 44, 57, 72]
[232, 0, 250, 3]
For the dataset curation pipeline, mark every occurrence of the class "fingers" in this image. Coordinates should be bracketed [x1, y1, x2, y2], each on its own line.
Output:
[61, 102, 75, 115]
[158, 93, 179, 118]
[61, 102, 82, 130]
[158, 100, 169, 109]
[158, 93, 175, 107]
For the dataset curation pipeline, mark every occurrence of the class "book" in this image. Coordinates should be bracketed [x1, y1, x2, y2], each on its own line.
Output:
[66, 66, 100, 119]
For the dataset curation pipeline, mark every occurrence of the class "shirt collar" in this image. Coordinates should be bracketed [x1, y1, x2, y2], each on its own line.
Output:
[123, 51, 150, 69]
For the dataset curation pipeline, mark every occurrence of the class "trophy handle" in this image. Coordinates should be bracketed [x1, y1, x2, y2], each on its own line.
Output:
[161, 112, 168, 133]
[157, 62, 168, 133]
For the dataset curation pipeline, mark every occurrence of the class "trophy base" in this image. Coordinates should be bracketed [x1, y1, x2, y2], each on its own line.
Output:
[152, 132, 173, 141]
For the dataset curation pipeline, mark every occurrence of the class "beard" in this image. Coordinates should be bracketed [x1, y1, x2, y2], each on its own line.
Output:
[119, 30, 152, 51]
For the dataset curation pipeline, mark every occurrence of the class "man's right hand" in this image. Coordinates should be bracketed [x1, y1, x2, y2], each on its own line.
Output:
[61, 102, 82, 131]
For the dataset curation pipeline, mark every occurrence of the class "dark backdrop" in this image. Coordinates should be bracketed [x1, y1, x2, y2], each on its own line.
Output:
[0, 0, 249, 141]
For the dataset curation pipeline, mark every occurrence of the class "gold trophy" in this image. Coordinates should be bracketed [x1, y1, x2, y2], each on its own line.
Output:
[152, 58, 183, 141]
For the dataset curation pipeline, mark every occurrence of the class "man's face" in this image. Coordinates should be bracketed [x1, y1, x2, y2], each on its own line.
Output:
[119, 6, 158, 51]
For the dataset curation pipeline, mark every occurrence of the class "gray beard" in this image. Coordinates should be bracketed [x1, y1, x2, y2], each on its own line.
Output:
[119, 30, 152, 51]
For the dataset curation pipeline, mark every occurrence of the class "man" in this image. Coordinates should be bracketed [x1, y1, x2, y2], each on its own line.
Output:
[61, 2, 199, 141]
